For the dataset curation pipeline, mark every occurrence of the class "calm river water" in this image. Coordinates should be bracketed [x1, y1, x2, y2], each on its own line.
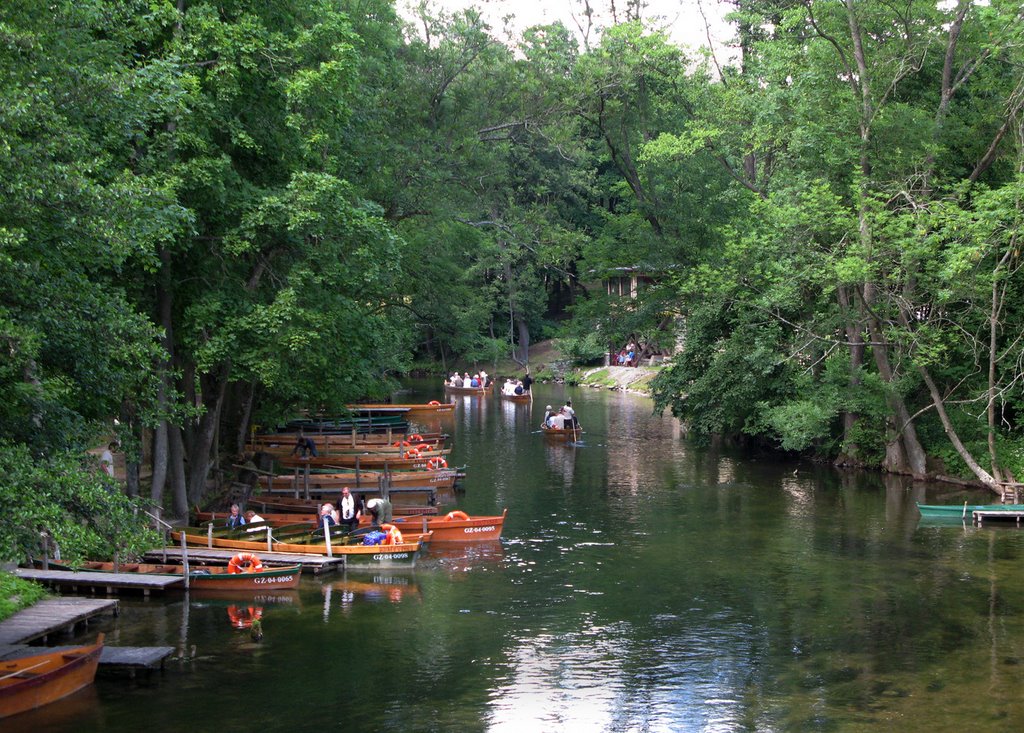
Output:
[10, 382, 1024, 732]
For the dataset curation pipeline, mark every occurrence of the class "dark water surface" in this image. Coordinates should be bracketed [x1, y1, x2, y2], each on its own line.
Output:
[10, 383, 1024, 732]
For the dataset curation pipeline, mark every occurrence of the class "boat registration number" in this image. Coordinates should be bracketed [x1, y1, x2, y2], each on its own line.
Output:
[253, 575, 295, 585]
[463, 526, 495, 534]
[373, 553, 410, 561]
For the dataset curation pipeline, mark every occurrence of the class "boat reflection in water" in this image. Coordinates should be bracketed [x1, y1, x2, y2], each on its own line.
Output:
[226, 605, 263, 629]
[321, 574, 421, 618]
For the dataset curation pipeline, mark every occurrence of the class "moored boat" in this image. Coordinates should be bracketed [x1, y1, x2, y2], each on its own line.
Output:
[0, 634, 104, 719]
[171, 529, 428, 568]
[49, 559, 301, 590]
[916, 502, 1024, 519]
[347, 402, 455, 415]
[276, 451, 451, 471]
[383, 508, 507, 543]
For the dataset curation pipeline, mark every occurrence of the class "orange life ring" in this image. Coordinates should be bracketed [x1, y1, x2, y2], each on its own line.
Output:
[427, 457, 448, 470]
[381, 523, 404, 545]
[403, 449, 421, 459]
[408, 434, 423, 442]
[415, 442, 432, 451]
[227, 552, 264, 574]
[445, 510, 469, 521]
[226, 605, 263, 629]
[428, 401, 440, 405]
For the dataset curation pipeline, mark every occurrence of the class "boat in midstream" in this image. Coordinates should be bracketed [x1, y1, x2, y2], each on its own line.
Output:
[443, 382, 494, 396]
[916, 502, 1024, 520]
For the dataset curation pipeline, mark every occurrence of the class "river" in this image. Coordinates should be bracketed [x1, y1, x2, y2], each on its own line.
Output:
[9, 382, 1024, 732]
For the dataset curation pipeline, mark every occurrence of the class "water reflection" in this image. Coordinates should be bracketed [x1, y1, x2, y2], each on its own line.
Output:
[321, 574, 421, 617]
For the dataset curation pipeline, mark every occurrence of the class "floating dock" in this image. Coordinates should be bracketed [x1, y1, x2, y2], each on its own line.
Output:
[0, 643, 174, 676]
[973, 509, 1024, 526]
[0, 597, 118, 645]
[15, 568, 184, 596]
[145, 547, 344, 574]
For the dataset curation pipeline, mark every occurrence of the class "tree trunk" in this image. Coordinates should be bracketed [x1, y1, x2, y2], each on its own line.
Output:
[516, 316, 531, 365]
[836, 286, 864, 462]
[120, 399, 140, 498]
[168, 424, 188, 516]
[186, 365, 230, 504]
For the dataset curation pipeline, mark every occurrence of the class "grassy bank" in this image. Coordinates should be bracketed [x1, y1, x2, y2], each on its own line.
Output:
[0, 571, 49, 622]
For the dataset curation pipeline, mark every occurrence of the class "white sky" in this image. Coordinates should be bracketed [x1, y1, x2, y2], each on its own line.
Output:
[404, 0, 735, 52]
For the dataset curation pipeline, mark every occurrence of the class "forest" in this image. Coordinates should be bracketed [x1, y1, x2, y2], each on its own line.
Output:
[1, 0, 1023, 561]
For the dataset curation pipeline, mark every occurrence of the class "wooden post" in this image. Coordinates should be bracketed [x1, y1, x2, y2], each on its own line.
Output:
[207, 522, 213, 548]
[41, 533, 49, 570]
[303, 461, 310, 500]
[323, 516, 333, 558]
[181, 531, 190, 590]
[292, 465, 300, 498]
[266, 526, 273, 553]
[351, 426, 357, 448]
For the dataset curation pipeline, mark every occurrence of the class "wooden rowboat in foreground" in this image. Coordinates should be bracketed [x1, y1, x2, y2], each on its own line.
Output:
[0, 634, 104, 719]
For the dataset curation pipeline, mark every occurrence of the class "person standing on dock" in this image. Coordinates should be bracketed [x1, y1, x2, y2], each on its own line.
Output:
[338, 487, 358, 531]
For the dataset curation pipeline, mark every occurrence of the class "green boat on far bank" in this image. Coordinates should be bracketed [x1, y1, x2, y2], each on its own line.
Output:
[916, 502, 1024, 520]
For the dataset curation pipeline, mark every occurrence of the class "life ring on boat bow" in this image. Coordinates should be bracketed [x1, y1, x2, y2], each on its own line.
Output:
[227, 552, 264, 574]
[445, 510, 469, 521]
[428, 401, 440, 405]
[381, 523, 404, 545]
[403, 449, 421, 459]
[427, 457, 448, 470]
[408, 434, 423, 442]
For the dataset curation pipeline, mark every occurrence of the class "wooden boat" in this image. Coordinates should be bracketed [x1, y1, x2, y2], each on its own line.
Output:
[347, 402, 455, 415]
[0, 634, 104, 719]
[250, 430, 448, 448]
[171, 529, 428, 568]
[540, 424, 583, 439]
[275, 451, 451, 471]
[257, 467, 458, 492]
[916, 502, 1024, 519]
[381, 509, 507, 543]
[50, 560, 301, 590]
[443, 382, 493, 395]
[232, 508, 508, 543]
[196, 503, 440, 527]
[500, 392, 531, 404]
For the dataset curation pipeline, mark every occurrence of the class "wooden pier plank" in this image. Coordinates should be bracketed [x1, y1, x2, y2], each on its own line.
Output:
[15, 568, 185, 592]
[144, 547, 344, 574]
[0, 598, 118, 645]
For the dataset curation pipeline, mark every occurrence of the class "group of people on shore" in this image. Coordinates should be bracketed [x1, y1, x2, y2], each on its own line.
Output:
[542, 400, 578, 430]
[615, 341, 638, 367]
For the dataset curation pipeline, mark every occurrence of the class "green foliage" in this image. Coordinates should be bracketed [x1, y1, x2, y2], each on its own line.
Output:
[0, 572, 49, 623]
[0, 444, 160, 564]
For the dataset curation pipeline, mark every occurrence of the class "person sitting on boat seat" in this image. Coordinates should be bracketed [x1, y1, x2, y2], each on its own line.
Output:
[547, 412, 566, 430]
[291, 430, 318, 458]
[542, 405, 554, 427]
[470, 374, 480, 388]
[452, 372, 464, 387]
[365, 497, 393, 527]
[513, 380, 524, 395]
[225, 503, 246, 529]
[502, 378, 515, 395]
[318, 503, 337, 527]
[244, 510, 266, 532]
[463, 372, 471, 386]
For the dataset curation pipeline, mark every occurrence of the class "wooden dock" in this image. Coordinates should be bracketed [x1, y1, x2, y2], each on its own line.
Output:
[15, 567, 184, 596]
[974, 509, 1024, 526]
[144, 547, 344, 574]
[0, 643, 174, 675]
[0, 597, 118, 645]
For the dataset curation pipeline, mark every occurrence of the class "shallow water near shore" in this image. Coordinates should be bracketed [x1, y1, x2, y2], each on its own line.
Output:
[8, 382, 1024, 732]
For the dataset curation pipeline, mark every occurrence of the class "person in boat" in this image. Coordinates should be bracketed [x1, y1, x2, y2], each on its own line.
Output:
[244, 510, 266, 532]
[225, 503, 246, 529]
[542, 405, 554, 427]
[502, 378, 514, 395]
[338, 487, 358, 531]
[479, 369, 489, 387]
[513, 380, 524, 395]
[547, 409, 566, 430]
[470, 374, 480, 388]
[365, 497, 393, 527]
[319, 503, 338, 526]
[522, 369, 533, 393]
[291, 430, 318, 458]
[463, 372, 471, 387]
[562, 400, 578, 428]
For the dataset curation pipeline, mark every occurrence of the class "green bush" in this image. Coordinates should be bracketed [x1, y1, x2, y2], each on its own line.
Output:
[0, 572, 49, 622]
[0, 443, 161, 565]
